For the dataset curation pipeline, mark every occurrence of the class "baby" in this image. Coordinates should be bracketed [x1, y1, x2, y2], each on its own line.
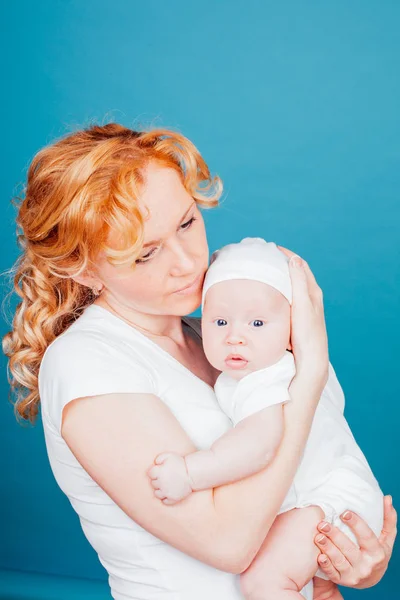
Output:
[148, 237, 384, 600]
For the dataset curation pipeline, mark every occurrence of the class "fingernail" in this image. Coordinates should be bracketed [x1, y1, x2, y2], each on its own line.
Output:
[342, 511, 352, 521]
[316, 535, 327, 544]
[319, 522, 331, 533]
[290, 255, 302, 268]
[319, 555, 328, 565]
[388, 495, 393, 506]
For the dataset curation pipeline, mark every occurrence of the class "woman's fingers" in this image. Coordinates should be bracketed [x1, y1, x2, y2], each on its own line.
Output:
[312, 502, 395, 589]
[379, 496, 397, 553]
[276, 244, 297, 259]
[338, 511, 385, 558]
[279, 246, 323, 309]
[277, 245, 323, 303]
[301, 260, 324, 305]
[316, 521, 359, 567]
[314, 533, 353, 579]
[284, 248, 328, 387]
[288, 255, 310, 306]
[315, 553, 341, 583]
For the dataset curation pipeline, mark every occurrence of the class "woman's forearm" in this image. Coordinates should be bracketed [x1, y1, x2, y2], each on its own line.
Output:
[212, 372, 324, 571]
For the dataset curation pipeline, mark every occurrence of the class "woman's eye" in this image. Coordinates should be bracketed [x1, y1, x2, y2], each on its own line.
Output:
[135, 216, 196, 264]
[214, 319, 227, 327]
[181, 216, 197, 230]
[251, 320, 264, 327]
[135, 248, 157, 264]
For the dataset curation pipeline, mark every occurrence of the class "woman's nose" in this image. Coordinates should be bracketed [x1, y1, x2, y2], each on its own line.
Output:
[169, 243, 197, 276]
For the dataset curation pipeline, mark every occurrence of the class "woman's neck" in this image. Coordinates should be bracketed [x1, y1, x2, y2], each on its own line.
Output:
[93, 295, 187, 345]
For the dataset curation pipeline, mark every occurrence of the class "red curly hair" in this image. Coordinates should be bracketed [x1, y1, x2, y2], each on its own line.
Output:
[2, 123, 222, 424]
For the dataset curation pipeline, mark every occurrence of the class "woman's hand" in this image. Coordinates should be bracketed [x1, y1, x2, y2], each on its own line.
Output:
[277, 245, 329, 390]
[314, 495, 397, 588]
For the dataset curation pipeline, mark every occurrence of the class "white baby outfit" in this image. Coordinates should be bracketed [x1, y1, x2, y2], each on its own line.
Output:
[205, 238, 384, 587]
[215, 352, 295, 425]
[214, 352, 384, 583]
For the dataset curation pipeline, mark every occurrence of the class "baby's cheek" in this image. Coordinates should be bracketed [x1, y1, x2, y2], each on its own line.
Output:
[202, 330, 224, 369]
[253, 328, 285, 368]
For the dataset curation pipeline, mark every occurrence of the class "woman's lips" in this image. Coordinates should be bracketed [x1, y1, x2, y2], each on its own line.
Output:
[225, 354, 249, 370]
[174, 273, 203, 295]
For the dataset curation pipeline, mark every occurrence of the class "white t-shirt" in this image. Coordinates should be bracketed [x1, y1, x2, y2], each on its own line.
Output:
[40, 304, 280, 600]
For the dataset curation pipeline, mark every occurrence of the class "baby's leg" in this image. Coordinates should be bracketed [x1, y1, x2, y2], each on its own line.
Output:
[312, 577, 343, 600]
[239, 505, 324, 600]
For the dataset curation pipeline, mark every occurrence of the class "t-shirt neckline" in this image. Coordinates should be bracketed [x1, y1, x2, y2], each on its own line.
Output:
[86, 304, 215, 393]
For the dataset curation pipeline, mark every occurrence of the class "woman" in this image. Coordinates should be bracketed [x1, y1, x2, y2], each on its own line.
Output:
[3, 123, 396, 600]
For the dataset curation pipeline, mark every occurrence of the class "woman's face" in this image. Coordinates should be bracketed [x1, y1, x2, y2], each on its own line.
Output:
[94, 162, 210, 317]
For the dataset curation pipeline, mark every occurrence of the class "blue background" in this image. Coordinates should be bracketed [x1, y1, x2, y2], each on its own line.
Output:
[1, 1, 398, 598]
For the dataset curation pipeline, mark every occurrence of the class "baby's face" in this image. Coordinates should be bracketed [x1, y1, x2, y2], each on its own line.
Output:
[201, 279, 291, 381]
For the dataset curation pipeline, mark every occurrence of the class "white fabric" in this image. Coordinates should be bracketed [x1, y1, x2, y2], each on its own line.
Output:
[38, 302, 383, 600]
[214, 352, 384, 580]
[202, 237, 292, 309]
[215, 352, 295, 425]
[38, 305, 250, 600]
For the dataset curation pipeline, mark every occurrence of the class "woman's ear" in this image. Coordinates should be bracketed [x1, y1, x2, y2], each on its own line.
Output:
[71, 272, 103, 293]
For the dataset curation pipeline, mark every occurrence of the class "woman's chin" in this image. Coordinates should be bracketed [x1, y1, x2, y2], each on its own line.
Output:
[172, 292, 202, 315]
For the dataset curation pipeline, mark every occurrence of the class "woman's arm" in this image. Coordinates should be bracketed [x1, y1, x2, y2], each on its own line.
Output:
[62, 375, 322, 574]
[61, 254, 328, 574]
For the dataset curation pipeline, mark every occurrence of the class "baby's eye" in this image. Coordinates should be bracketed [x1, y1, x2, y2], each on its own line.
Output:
[251, 320, 264, 327]
[214, 319, 227, 327]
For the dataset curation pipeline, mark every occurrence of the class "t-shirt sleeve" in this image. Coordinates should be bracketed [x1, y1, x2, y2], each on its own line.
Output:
[233, 354, 295, 425]
[234, 385, 290, 424]
[39, 332, 156, 434]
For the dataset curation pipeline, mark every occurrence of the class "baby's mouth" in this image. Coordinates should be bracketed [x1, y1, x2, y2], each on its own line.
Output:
[225, 354, 249, 370]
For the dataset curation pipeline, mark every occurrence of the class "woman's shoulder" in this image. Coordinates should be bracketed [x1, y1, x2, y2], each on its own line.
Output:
[42, 304, 142, 364]
[39, 311, 157, 434]
[40, 312, 115, 371]
[40, 319, 153, 386]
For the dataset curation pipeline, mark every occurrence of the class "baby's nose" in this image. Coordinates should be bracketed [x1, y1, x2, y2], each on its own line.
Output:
[226, 333, 246, 345]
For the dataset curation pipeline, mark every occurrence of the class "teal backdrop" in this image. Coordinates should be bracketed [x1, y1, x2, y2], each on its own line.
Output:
[1, 1, 399, 599]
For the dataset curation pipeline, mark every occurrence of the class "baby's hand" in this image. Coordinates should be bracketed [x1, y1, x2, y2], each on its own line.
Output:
[147, 452, 194, 505]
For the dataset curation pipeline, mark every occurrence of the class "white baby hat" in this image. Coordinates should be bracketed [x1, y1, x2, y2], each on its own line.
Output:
[201, 237, 292, 309]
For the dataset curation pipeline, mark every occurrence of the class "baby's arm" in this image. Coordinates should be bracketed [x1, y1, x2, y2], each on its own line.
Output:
[151, 403, 284, 504]
[187, 403, 284, 490]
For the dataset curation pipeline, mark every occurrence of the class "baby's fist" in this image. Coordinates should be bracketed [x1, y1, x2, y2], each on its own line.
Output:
[148, 452, 193, 505]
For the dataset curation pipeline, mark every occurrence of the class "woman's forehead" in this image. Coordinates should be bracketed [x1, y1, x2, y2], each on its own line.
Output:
[104, 164, 194, 251]
[139, 164, 193, 233]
